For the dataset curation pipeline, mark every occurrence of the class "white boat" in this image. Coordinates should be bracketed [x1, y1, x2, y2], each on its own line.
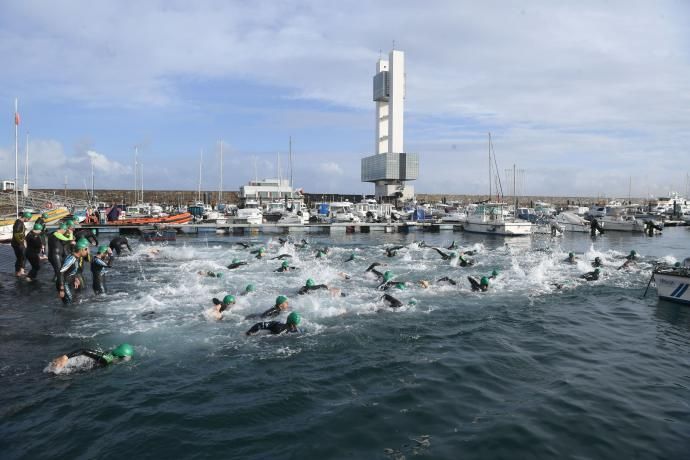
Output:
[463, 203, 532, 236]
[654, 258, 690, 304]
[235, 200, 263, 225]
[440, 210, 467, 223]
[327, 201, 360, 223]
[599, 207, 644, 232]
[555, 212, 589, 232]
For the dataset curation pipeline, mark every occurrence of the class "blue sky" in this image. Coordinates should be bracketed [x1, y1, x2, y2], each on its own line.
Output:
[1, 0, 689, 198]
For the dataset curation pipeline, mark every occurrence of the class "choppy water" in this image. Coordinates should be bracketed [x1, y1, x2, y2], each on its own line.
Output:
[1, 228, 689, 459]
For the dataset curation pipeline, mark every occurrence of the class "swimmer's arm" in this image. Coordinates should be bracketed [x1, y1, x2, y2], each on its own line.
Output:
[246, 322, 270, 335]
[261, 306, 281, 318]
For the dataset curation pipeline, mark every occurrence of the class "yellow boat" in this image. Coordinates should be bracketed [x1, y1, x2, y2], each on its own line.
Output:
[0, 207, 70, 226]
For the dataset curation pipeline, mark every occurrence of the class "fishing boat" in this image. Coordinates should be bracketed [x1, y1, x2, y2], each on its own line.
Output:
[653, 258, 690, 304]
[599, 207, 645, 232]
[463, 203, 532, 236]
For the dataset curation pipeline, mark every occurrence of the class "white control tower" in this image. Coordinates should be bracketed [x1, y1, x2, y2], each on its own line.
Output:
[362, 49, 418, 200]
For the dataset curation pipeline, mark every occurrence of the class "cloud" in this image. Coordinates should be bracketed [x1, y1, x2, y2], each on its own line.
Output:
[85, 150, 128, 174]
[318, 162, 344, 176]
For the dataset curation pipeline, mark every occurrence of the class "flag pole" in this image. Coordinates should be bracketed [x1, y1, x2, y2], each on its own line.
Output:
[14, 98, 19, 217]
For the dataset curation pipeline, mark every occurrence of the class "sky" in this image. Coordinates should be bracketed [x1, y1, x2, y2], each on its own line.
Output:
[1, 0, 689, 198]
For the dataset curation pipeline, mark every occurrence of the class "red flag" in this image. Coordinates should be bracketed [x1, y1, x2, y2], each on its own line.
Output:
[14, 112, 19, 125]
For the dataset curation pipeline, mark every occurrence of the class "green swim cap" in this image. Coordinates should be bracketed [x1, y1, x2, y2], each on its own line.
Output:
[66, 219, 75, 227]
[22, 211, 32, 219]
[287, 311, 301, 326]
[276, 295, 288, 305]
[33, 222, 43, 231]
[450, 252, 457, 258]
[111, 343, 134, 358]
[91, 228, 97, 235]
[349, 252, 356, 259]
[383, 271, 393, 282]
[245, 284, 255, 292]
[395, 282, 406, 290]
[232, 258, 240, 264]
[97, 245, 109, 254]
[492, 269, 499, 276]
[674, 262, 681, 267]
[222, 294, 235, 304]
[408, 299, 418, 306]
[316, 250, 324, 258]
[630, 250, 636, 256]
[59, 223, 68, 230]
[594, 268, 600, 274]
[75, 238, 89, 250]
[480, 276, 489, 286]
[281, 260, 289, 268]
[42, 212, 49, 219]
[259, 247, 266, 253]
[306, 278, 315, 287]
[216, 272, 223, 278]
[568, 252, 574, 258]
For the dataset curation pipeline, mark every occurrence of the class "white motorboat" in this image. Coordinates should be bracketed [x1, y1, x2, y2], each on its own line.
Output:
[235, 200, 263, 225]
[463, 203, 532, 236]
[599, 208, 644, 232]
[327, 201, 360, 223]
[555, 212, 589, 232]
[440, 210, 467, 223]
[653, 258, 690, 304]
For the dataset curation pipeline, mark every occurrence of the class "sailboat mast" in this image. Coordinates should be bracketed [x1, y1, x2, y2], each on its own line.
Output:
[219, 140, 223, 203]
[488, 132, 492, 201]
[134, 146, 138, 205]
[198, 149, 203, 202]
[289, 136, 293, 189]
[14, 98, 19, 217]
[24, 133, 29, 196]
[91, 156, 95, 201]
[140, 162, 144, 203]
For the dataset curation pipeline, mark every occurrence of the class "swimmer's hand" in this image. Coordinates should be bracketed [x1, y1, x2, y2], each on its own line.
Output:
[73, 278, 80, 289]
[52, 355, 69, 369]
[212, 298, 221, 305]
[58, 288, 65, 299]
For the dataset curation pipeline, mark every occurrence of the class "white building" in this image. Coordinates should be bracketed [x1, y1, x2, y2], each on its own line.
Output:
[361, 48, 418, 200]
[239, 178, 302, 206]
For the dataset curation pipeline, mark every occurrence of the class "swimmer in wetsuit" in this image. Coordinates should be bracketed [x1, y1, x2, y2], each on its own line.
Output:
[468, 276, 490, 292]
[49, 343, 134, 371]
[315, 249, 327, 259]
[245, 295, 290, 320]
[241, 284, 256, 296]
[298, 278, 329, 295]
[109, 236, 132, 256]
[377, 271, 407, 291]
[227, 258, 248, 269]
[366, 262, 386, 281]
[198, 271, 223, 278]
[11, 211, 32, 276]
[275, 260, 297, 272]
[208, 295, 236, 320]
[591, 257, 603, 268]
[385, 246, 405, 257]
[446, 241, 459, 250]
[25, 223, 45, 281]
[57, 239, 90, 304]
[345, 252, 357, 262]
[564, 252, 577, 264]
[436, 276, 457, 286]
[432, 248, 455, 260]
[234, 242, 251, 249]
[294, 239, 309, 249]
[271, 254, 292, 260]
[91, 245, 113, 294]
[246, 311, 301, 336]
[74, 228, 98, 246]
[581, 268, 601, 281]
[47, 223, 70, 280]
[253, 247, 267, 259]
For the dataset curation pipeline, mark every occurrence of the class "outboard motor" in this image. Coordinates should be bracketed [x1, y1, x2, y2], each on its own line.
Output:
[590, 217, 604, 236]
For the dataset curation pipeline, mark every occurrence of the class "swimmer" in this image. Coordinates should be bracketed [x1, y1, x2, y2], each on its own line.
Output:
[91, 245, 113, 294]
[617, 259, 637, 270]
[275, 260, 297, 272]
[488, 269, 499, 280]
[457, 253, 474, 267]
[416, 240, 429, 248]
[446, 240, 459, 250]
[468, 276, 489, 292]
[57, 238, 90, 304]
[11, 211, 32, 276]
[345, 252, 357, 262]
[253, 247, 267, 259]
[592, 257, 603, 268]
[241, 284, 256, 296]
[24, 223, 44, 281]
[385, 245, 405, 257]
[380, 293, 403, 308]
[626, 250, 638, 261]
[432, 247, 454, 260]
[245, 295, 290, 320]
[198, 271, 223, 278]
[294, 239, 310, 249]
[564, 252, 577, 264]
[377, 271, 407, 291]
[246, 311, 301, 336]
[109, 236, 132, 256]
[298, 278, 329, 295]
[227, 259, 248, 269]
[315, 249, 327, 259]
[209, 295, 236, 320]
[418, 280, 430, 288]
[48, 223, 71, 281]
[366, 262, 386, 281]
[581, 268, 601, 281]
[234, 242, 251, 249]
[49, 343, 134, 371]
[436, 276, 457, 286]
[271, 254, 293, 260]
[74, 228, 98, 246]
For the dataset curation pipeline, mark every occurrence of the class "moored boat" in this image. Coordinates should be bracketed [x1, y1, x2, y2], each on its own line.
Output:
[653, 258, 690, 304]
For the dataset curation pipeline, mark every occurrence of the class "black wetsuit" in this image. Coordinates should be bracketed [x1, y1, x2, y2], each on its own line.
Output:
[227, 261, 248, 269]
[345, 254, 356, 262]
[468, 276, 488, 292]
[381, 294, 403, 308]
[298, 284, 329, 295]
[581, 270, 600, 281]
[25, 231, 43, 279]
[271, 254, 292, 260]
[446, 241, 458, 250]
[47, 231, 70, 280]
[436, 276, 457, 286]
[65, 349, 116, 367]
[592, 259, 603, 268]
[91, 255, 112, 294]
[275, 265, 297, 272]
[57, 254, 83, 304]
[74, 229, 98, 246]
[35, 216, 47, 252]
[246, 321, 299, 335]
[109, 237, 131, 255]
[433, 248, 453, 260]
[366, 263, 385, 280]
[245, 305, 282, 320]
[386, 246, 404, 257]
[458, 255, 473, 267]
[11, 219, 26, 273]
[377, 280, 404, 291]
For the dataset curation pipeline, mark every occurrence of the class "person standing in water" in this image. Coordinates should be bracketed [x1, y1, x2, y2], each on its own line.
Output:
[109, 236, 132, 256]
[47, 223, 70, 281]
[11, 211, 32, 276]
[91, 245, 113, 294]
[24, 223, 45, 282]
[57, 238, 90, 304]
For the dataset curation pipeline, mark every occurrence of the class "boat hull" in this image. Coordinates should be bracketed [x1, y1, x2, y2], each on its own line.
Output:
[463, 220, 532, 236]
[654, 272, 690, 304]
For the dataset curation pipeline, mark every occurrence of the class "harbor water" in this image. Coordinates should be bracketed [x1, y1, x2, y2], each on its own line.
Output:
[1, 228, 689, 459]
